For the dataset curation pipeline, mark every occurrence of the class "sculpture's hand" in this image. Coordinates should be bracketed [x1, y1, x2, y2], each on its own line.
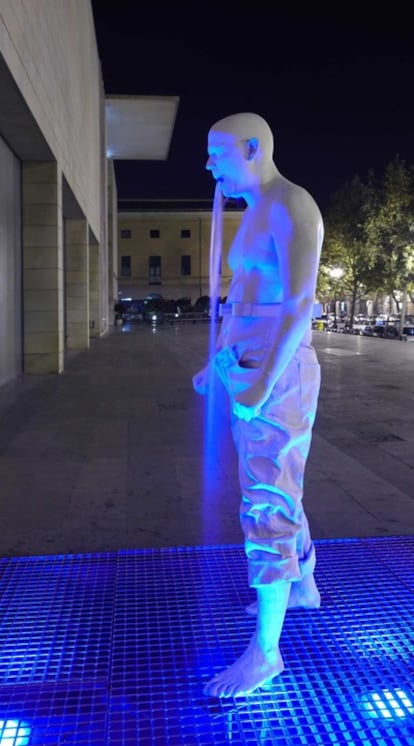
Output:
[192, 365, 210, 396]
[231, 375, 271, 421]
[232, 400, 260, 422]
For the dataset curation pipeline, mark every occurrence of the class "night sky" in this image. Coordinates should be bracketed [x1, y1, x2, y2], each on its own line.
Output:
[91, 1, 414, 211]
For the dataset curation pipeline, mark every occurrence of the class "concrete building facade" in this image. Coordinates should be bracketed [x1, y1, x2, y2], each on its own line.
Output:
[0, 0, 118, 386]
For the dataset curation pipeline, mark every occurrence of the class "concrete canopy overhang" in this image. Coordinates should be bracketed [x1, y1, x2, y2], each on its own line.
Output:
[0, 52, 53, 160]
[105, 95, 179, 160]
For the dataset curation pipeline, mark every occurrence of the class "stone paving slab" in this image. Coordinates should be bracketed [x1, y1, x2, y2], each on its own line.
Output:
[0, 325, 413, 557]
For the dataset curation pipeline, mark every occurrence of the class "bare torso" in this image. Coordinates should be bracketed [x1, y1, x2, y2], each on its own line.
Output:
[218, 179, 316, 356]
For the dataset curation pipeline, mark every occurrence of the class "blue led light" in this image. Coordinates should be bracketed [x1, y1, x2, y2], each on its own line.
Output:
[0, 540, 412, 744]
[0, 720, 31, 746]
[362, 688, 414, 719]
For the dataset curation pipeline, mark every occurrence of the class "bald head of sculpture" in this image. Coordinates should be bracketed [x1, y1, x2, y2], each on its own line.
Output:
[206, 112, 277, 201]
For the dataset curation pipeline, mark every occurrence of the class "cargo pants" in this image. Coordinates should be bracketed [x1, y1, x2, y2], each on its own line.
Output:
[214, 342, 321, 587]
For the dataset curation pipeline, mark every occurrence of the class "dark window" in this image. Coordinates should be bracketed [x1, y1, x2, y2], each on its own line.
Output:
[181, 229, 191, 238]
[150, 229, 160, 238]
[181, 255, 191, 276]
[149, 255, 161, 284]
[120, 229, 131, 239]
[121, 256, 131, 276]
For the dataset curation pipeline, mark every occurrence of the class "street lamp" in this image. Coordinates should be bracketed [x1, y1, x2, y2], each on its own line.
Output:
[328, 267, 344, 328]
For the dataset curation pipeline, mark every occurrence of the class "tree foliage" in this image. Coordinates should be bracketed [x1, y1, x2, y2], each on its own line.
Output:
[318, 155, 414, 320]
[319, 173, 378, 326]
[369, 155, 414, 305]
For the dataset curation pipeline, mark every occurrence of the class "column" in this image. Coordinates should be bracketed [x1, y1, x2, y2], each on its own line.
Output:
[22, 161, 64, 374]
[89, 241, 101, 338]
[65, 218, 89, 349]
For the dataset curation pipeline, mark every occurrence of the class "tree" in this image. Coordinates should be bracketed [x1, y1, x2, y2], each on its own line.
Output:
[320, 173, 379, 328]
[369, 155, 414, 325]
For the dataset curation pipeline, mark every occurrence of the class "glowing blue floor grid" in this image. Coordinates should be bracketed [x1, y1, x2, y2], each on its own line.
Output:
[0, 537, 413, 745]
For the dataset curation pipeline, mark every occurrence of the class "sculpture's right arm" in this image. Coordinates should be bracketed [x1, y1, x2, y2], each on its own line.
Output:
[192, 319, 227, 395]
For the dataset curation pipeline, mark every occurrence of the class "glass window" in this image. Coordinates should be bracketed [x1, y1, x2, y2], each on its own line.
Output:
[181, 255, 191, 276]
[121, 256, 131, 276]
[120, 229, 131, 239]
[181, 229, 191, 238]
[149, 255, 161, 284]
[150, 229, 160, 238]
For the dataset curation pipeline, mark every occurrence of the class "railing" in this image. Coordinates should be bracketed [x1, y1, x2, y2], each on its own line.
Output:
[163, 312, 211, 324]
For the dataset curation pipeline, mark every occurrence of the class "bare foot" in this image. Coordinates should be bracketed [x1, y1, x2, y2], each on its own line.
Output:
[246, 574, 321, 616]
[203, 633, 284, 698]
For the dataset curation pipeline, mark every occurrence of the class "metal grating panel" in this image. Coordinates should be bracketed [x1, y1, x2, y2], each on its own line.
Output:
[0, 539, 412, 744]
[0, 553, 116, 744]
[109, 540, 414, 745]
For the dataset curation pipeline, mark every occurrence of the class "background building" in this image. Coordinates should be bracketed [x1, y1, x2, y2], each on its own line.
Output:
[117, 199, 243, 303]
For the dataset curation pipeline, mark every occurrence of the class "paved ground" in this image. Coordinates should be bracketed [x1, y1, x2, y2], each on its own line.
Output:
[0, 323, 413, 558]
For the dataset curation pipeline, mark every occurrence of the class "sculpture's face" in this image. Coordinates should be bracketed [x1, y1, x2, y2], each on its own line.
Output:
[206, 130, 253, 198]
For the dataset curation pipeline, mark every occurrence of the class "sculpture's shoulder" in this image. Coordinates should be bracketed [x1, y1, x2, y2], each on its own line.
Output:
[265, 175, 323, 227]
[260, 175, 324, 255]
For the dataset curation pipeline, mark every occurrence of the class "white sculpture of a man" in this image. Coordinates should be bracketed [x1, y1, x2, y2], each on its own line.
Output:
[193, 112, 324, 698]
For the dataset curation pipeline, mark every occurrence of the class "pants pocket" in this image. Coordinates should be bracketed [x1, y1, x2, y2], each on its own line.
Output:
[214, 345, 260, 397]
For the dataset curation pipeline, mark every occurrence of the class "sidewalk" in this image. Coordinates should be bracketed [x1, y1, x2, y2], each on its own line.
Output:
[0, 323, 413, 746]
[0, 323, 413, 558]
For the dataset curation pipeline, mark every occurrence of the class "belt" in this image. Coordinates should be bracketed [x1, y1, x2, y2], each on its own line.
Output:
[219, 302, 282, 318]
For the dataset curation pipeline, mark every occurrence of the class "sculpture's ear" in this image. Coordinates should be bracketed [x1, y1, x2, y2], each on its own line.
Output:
[246, 137, 259, 161]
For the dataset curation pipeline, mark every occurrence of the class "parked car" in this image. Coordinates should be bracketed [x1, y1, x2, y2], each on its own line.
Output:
[362, 322, 414, 340]
[351, 317, 370, 335]
[361, 323, 384, 337]
[143, 299, 166, 325]
[143, 297, 182, 325]
[327, 318, 348, 332]
[402, 325, 414, 341]
[119, 298, 145, 322]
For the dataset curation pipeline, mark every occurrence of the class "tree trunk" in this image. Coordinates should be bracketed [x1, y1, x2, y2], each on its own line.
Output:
[400, 286, 408, 335]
